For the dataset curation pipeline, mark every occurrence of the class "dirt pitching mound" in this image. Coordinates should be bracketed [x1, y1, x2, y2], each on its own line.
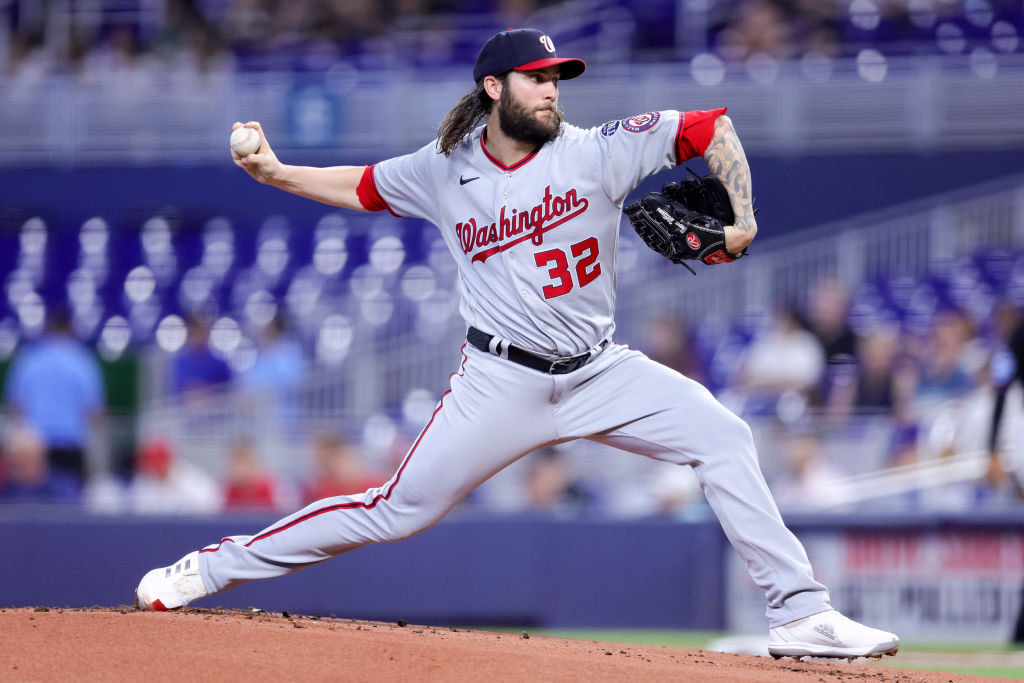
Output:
[0, 607, 993, 682]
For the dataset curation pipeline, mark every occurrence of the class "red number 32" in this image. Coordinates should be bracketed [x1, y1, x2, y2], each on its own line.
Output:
[534, 237, 602, 299]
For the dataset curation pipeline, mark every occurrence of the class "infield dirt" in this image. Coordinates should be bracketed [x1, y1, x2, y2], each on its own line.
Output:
[0, 606, 1005, 681]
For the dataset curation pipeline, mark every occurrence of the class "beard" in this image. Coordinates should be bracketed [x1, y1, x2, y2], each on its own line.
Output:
[497, 89, 563, 145]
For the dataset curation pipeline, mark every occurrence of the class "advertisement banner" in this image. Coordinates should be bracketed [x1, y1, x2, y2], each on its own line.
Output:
[727, 530, 1024, 640]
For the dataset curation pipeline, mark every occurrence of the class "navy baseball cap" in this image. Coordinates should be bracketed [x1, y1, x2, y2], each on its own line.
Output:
[473, 28, 586, 84]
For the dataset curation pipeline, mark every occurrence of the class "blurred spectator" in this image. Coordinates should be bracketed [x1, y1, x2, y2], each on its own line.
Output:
[79, 25, 143, 83]
[798, 15, 842, 60]
[716, 0, 793, 61]
[152, 1, 235, 76]
[806, 278, 858, 405]
[886, 343, 926, 467]
[237, 314, 306, 392]
[644, 314, 707, 384]
[302, 433, 380, 505]
[0, 426, 79, 504]
[885, 413, 921, 468]
[3, 0, 1020, 81]
[740, 304, 826, 407]
[171, 314, 231, 395]
[650, 464, 706, 519]
[236, 313, 307, 427]
[854, 328, 903, 411]
[4, 30, 53, 83]
[807, 278, 858, 364]
[524, 447, 596, 517]
[222, 438, 284, 512]
[910, 308, 976, 407]
[770, 428, 848, 512]
[828, 325, 905, 417]
[827, 324, 925, 468]
[127, 439, 221, 515]
[4, 307, 104, 485]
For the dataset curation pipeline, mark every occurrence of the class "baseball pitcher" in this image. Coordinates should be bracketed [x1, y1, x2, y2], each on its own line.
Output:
[137, 28, 898, 660]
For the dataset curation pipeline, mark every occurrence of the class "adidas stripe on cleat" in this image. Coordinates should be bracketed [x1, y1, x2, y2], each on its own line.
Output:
[768, 609, 899, 660]
[135, 550, 210, 611]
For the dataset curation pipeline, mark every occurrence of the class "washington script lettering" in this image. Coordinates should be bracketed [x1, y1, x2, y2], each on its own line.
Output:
[455, 185, 589, 263]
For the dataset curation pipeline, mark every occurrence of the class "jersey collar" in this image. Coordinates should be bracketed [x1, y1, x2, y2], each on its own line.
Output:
[479, 128, 541, 172]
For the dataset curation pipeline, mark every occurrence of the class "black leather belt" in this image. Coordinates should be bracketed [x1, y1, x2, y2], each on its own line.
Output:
[467, 327, 606, 375]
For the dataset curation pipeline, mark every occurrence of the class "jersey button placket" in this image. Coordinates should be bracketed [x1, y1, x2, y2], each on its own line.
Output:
[503, 173, 530, 303]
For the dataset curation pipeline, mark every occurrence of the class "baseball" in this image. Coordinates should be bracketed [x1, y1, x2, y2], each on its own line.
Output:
[230, 127, 260, 157]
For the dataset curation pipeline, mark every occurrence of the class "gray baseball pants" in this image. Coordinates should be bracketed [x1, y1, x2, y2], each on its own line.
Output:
[197, 342, 830, 627]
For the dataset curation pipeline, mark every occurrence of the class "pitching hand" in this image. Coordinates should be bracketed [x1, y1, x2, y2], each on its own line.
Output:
[231, 121, 281, 185]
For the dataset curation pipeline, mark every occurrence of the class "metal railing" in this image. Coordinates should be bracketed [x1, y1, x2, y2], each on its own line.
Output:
[2, 54, 1024, 165]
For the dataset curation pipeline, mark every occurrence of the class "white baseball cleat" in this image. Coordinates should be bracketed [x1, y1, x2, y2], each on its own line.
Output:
[135, 551, 210, 611]
[768, 609, 899, 660]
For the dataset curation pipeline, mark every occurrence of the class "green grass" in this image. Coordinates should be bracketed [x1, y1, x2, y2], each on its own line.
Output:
[482, 627, 1024, 679]
[909, 667, 1023, 678]
[507, 629, 719, 649]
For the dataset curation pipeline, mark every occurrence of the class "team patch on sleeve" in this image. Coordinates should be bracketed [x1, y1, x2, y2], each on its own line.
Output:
[621, 111, 660, 133]
[600, 120, 620, 137]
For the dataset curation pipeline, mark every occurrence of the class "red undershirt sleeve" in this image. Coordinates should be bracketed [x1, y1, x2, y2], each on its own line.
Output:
[675, 107, 728, 164]
[355, 164, 393, 213]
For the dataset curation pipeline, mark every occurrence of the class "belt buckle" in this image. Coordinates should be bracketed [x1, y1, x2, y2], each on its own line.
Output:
[548, 353, 587, 374]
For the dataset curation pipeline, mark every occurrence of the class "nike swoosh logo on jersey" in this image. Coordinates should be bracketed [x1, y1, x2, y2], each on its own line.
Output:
[459, 175, 480, 185]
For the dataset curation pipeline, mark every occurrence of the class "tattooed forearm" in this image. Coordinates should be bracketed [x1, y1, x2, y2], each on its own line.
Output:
[704, 116, 757, 240]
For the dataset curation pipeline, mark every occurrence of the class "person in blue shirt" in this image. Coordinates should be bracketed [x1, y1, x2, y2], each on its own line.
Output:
[4, 308, 104, 485]
[235, 313, 307, 431]
[171, 314, 231, 395]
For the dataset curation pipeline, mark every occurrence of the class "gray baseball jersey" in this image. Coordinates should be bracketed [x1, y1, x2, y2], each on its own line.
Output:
[191, 109, 833, 628]
[373, 110, 692, 357]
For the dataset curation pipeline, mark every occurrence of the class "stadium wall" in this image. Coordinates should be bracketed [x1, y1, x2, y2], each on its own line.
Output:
[3, 149, 1022, 236]
[4, 512, 1024, 634]
[0, 511, 728, 628]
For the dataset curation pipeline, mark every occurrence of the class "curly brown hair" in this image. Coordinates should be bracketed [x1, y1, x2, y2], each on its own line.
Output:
[436, 76, 503, 157]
